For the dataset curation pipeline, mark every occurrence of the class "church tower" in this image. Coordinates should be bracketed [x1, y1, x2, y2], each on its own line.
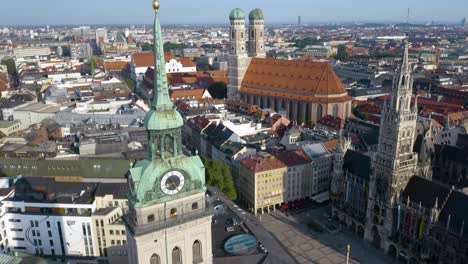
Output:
[227, 8, 250, 101]
[126, 1, 213, 263]
[248, 8, 266, 58]
[364, 40, 418, 252]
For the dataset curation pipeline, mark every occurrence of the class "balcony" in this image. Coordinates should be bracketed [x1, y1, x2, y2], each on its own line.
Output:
[124, 200, 213, 236]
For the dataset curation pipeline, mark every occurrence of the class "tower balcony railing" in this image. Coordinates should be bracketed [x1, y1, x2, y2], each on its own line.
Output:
[124, 200, 213, 236]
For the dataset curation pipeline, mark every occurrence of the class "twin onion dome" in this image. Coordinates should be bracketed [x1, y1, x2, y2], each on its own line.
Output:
[229, 8, 264, 21]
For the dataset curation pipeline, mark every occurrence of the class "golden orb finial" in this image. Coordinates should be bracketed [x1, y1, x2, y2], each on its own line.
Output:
[152, 0, 160, 12]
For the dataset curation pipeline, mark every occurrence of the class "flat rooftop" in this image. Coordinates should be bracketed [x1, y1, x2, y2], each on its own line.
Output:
[17, 102, 61, 113]
[0, 120, 20, 128]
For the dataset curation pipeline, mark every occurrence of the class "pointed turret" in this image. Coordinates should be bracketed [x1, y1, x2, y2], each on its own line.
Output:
[330, 129, 345, 202]
[143, 0, 183, 132]
[391, 39, 414, 113]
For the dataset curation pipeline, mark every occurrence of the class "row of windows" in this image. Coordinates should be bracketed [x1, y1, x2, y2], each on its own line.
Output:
[146, 203, 199, 223]
[110, 239, 127, 246]
[109, 229, 125, 236]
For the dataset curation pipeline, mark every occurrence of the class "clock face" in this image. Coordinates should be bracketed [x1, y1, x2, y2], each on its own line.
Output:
[160, 171, 185, 195]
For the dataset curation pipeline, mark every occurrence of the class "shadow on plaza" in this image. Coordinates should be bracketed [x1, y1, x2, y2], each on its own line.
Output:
[265, 211, 396, 264]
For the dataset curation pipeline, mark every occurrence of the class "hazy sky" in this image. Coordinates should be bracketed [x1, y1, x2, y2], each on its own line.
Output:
[1, 0, 467, 25]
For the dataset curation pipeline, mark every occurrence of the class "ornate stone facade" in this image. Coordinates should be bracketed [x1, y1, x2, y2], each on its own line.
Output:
[227, 8, 250, 101]
[364, 41, 419, 252]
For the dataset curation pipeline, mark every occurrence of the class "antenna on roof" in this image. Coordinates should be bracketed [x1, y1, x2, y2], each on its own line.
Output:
[407, 8, 410, 24]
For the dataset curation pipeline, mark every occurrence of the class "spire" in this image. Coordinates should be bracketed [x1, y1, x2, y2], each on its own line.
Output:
[337, 129, 344, 155]
[151, 0, 172, 111]
[391, 38, 413, 112]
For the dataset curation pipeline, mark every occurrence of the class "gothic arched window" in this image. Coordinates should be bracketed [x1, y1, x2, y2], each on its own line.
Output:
[193, 240, 202, 262]
[165, 134, 173, 157]
[172, 247, 182, 264]
[150, 254, 161, 264]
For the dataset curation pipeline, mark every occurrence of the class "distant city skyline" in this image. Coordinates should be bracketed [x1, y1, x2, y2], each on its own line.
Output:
[0, 0, 467, 25]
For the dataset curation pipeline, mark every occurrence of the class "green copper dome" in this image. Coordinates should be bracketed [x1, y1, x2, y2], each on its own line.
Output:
[144, 109, 183, 130]
[229, 8, 245, 20]
[249, 8, 264, 20]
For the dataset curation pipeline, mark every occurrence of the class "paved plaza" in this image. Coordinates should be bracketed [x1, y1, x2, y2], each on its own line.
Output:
[260, 207, 396, 264]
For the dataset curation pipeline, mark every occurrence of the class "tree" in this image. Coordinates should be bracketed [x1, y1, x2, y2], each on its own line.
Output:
[124, 78, 136, 92]
[207, 82, 227, 99]
[334, 44, 348, 61]
[293, 37, 321, 49]
[163, 42, 187, 52]
[221, 165, 237, 201]
[61, 45, 71, 57]
[1, 59, 16, 74]
[90, 57, 97, 77]
[141, 43, 154, 52]
[205, 160, 237, 200]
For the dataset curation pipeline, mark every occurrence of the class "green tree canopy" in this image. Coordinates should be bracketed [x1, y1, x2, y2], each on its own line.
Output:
[123, 78, 136, 92]
[293, 37, 322, 49]
[1, 59, 16, 74]
[207, 82, 227, 99]
[61, 45, 71, 57]
[334, 44, 348, 61]
[163, 42, 187, 52]
[141, 43, 153, 52]
[205, 160, 237, 200]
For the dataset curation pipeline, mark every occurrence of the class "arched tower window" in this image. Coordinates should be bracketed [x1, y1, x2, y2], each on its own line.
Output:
[193, 240, 202, 262]
[150, 254, 161, 264]
[172, 247, 182, 264]
[317, 104, 323, 121]
[164, 134, 173, 158]
[170, 208, 177, 218]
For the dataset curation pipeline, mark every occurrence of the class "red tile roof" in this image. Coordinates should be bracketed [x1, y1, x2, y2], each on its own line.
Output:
[241, 58, 351, 103]
[317, 115, 344, 130]
[103, 61, 130, 73]
[170, 88, 207, 101]
[178, 58, 196, 67]
[132, 51, 193, 68]
[274, 150, 311, 167]
[0, 73, 9, 92]
[241, 155, 286, 173]
[241, 150, 311, 173]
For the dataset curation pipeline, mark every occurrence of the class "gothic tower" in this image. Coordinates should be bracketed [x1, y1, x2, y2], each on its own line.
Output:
[248, 8, 266, 58]
[364, 40, 418, 252]
[125, 1, 213, 263]
[227, 8, 250, 101]
[330, 130, 345, 215]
